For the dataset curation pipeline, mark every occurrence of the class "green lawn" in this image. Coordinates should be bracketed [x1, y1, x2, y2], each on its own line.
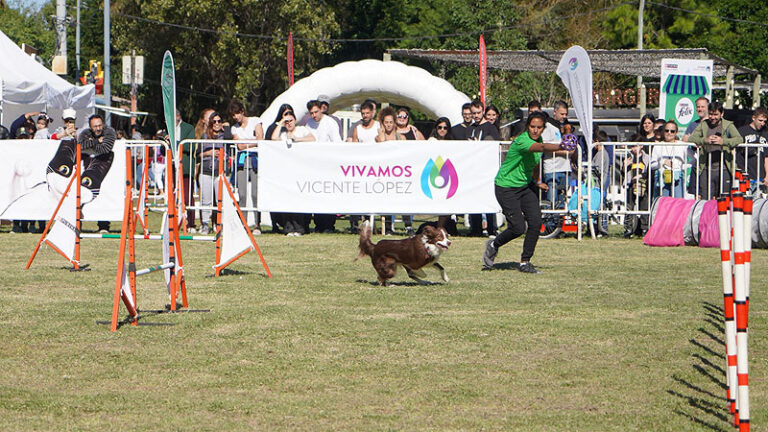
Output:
[0, 219, 765, 431]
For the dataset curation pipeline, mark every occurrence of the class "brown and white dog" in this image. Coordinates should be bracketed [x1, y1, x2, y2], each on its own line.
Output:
[356, 221, 451, 286]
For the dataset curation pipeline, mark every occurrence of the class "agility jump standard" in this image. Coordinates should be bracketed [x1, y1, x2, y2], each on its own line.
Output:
[111, 146, 189, 331]
[716, 172, 751, 431]
[26, 142, 87, 271]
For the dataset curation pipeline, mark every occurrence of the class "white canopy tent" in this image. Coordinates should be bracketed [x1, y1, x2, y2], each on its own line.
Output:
[0, 30, 95, 131]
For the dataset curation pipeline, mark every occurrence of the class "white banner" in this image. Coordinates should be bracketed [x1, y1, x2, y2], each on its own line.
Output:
[258, 140, 500, 213]
[216, 178, 253, 269]
[557, 46, 593, 149]
[44, 191, 77, 261]
[0, 139, 125, 221]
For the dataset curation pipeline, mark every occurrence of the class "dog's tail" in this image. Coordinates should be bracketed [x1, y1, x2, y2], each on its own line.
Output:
[356, 220, 375, 260]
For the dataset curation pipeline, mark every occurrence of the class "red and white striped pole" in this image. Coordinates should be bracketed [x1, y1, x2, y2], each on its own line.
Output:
[717, 196, 738, 417]
[731, 192, 750, 431]
[743, 195, 752, 327]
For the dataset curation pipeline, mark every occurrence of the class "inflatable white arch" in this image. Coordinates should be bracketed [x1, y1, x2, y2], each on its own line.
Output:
[260, 60, 471, 127]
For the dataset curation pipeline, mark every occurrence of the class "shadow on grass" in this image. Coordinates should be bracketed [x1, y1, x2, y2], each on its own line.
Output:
[668, 304, 731, 431]
[206, 268, 267, 278]
[96, 306, 211, 329]
[355, 278, 448, 287]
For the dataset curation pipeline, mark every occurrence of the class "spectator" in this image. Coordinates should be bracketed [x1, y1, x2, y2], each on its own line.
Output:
[78, 114, 117, 233]
[688, 101, 742, 199]
[0, 125, 9, 139]
[451, 103, 472, 140]
[623, 142, 650, 238]
[650, 120, 687, 198]
[591, 128, 611, 237]
[428, 117, 452, 140]
[376, 107, 400, 142]
[540, 100, 572, 206]
[10, 126, 40, 233]
[392, 106, 422, 236]
[195, 108, 215, 139]
[229, 99, 264, 235]
[394, 107, 424, 141]
[175, 110, 198, 232]
[264, 104, 295, 234]
[10, 112, 39, 139]
[50, 108, 78, 140]
[198, 111, 233, 235]
[682, 97, 709, 142]
[736, 107, 768, 192]
[350, 100, 379, 143]
[317, 95, 343, 138]
[151, 130, 168, 194]
[469, 99, 501, 141]
[633, 113, 656, 142]
[270, 110, 314, 237]
[484, 104, 502, 132]
[34, 113, 52, 139]
[305, 99, 341, 143]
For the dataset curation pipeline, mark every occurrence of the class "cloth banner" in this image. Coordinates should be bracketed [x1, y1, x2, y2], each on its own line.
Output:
[259, 140, 500, 213]
[161, 51, 177, 156]
[44, 189, 78, 261]
[479, 34, 487, 105]
[216, 178, 253, 269]
[0, 139, 125, 220]
[557, 46, 593, 150]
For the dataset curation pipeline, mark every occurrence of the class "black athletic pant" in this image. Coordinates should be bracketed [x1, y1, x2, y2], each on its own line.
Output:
[492, 183, 541, 262]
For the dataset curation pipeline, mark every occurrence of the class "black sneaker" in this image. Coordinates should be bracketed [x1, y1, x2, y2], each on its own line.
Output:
[518, 262, 541, 274]
[482, 238, 497, 269]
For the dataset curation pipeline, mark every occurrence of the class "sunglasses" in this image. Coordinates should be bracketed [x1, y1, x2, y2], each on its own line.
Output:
[212, 119, 223, 124]
[437, 125, 448, 130]
[397, 114, 408, 119]
[664, 129, 677, 133]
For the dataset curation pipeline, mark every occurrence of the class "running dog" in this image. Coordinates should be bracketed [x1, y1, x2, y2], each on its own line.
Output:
[356, 221, 451, 286]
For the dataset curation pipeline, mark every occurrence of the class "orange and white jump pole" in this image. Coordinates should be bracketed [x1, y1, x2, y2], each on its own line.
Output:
[716, 196, 738, 418]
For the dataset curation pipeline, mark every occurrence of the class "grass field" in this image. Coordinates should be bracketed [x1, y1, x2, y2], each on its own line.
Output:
[1, 218, 766, 431]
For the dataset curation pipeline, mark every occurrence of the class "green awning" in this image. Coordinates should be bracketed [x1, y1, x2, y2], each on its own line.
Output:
[663, 74, 709, 95]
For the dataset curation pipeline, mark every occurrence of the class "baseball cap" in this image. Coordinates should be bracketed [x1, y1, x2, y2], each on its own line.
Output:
[317, 95, 330, 105]
[16, 126, 31, 138]
[62, 108, 77, 121]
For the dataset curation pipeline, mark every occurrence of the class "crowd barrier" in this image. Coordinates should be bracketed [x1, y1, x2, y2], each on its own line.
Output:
[120, 139, 767, 238]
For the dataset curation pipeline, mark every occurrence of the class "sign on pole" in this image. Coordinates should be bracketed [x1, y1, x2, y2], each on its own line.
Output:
[161, 51, 177, 156]
[121, 55, 144, 85]
[659, 59, 713, 131]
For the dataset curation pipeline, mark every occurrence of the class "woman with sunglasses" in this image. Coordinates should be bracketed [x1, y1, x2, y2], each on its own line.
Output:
[394, 107, 424, 141]
[650, 120, 687, 198]
[197, 111, 233, 235]
[428, 117, 452, 141]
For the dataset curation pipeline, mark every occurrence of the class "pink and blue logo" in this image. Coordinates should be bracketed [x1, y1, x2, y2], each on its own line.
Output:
[569, 57, 578, 70]
[421, 156, 458, 199]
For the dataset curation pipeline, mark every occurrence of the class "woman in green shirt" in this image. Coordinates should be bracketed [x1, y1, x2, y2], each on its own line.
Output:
[482, 112, 569, 274]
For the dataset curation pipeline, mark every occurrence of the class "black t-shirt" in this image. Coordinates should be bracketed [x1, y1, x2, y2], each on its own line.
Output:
[469, 121, 501, 141]
[451, 124, 470, 140]
[736, 124, 768, 180]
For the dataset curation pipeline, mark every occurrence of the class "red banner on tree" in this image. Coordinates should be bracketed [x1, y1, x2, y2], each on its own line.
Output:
[287, 31, 295, 86]
[479, 34, 487, 105]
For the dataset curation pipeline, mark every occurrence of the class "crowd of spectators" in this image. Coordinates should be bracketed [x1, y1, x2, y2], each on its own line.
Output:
[3, 95, 768, 239]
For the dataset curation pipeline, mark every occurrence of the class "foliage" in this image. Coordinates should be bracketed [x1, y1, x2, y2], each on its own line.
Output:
[0, 2, 55, 62]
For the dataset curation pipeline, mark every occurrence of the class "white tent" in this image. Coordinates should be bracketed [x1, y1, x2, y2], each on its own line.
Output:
[0, 30, 94, 131]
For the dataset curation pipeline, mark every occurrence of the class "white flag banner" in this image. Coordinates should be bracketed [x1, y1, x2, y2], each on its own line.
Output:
[0, 139, 125, 220]
[557, 46, 594, 150]
[258, 140, 500, 213]
[216, 178, 253, 269]
[44, 191, 78, 261]
[120, 267, 136, 310]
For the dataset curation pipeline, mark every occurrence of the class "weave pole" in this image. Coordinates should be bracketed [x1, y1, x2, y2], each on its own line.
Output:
[166, 146, 188, 311]
[731, 192, 750, 431]
[716, 196, 738, 417]
[214, 148, 225, 275]
[73, 142, 83, 270]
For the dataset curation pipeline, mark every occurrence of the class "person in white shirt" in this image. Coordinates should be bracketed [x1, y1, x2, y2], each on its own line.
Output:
[305, 100, 342, 142]
[539, 101, 573, 205]
[228, 99, 265, 234]
[650, 120, 688, 198]
[350, 100, 379, 143]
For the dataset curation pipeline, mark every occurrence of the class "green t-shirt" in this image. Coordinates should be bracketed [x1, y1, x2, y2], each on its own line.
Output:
[494, 131, 542, 188]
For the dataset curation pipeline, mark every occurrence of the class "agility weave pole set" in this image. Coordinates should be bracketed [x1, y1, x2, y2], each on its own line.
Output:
[716, 171, 752, 431]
